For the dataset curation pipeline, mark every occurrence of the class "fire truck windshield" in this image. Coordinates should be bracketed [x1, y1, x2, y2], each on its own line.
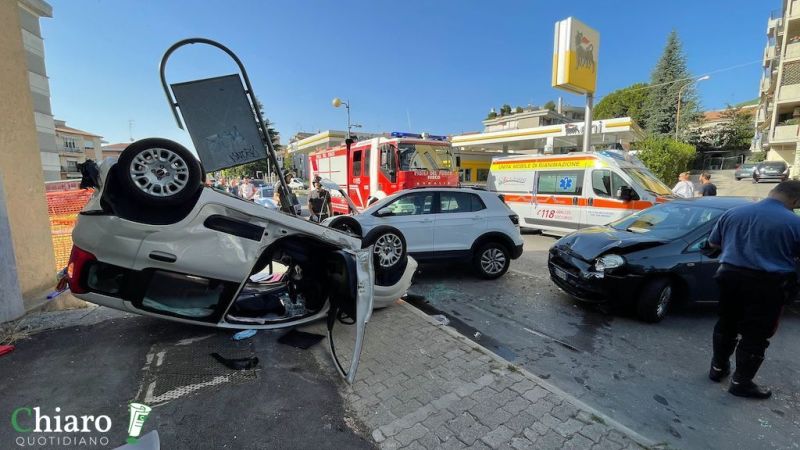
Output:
[398, 144, 455, 172]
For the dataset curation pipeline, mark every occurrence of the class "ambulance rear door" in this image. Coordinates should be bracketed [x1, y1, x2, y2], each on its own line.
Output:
[529, 168, 585, 233]
[487, 166, 535, 230]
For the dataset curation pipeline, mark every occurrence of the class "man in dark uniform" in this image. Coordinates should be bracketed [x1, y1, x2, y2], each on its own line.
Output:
[273, 170, 297, 214]
[707, 180, 800, 399]
[307, 176, 332, 223]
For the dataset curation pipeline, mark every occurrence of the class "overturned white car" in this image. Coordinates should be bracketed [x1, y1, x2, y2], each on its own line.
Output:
[65, 138, 417, 382]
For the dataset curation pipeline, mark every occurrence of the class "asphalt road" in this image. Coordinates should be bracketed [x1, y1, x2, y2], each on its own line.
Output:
[409, 232, 800, 450]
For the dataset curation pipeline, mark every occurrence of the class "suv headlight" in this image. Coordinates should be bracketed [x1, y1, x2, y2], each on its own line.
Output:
[594, 254, 625, 271]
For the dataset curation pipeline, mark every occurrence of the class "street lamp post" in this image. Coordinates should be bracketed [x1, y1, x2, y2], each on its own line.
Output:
[675, 75, 710, 139]
[332, 97, 356, 197]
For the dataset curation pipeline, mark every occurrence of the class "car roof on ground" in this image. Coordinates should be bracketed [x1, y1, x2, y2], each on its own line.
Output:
[669, 196, 759, 209]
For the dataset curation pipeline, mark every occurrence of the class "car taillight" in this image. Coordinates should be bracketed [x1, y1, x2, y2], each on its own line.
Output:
[509, 214, 519, 225]
[67, 245, 96, 294]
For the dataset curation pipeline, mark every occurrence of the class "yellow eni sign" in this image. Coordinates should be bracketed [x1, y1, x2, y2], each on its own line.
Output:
[552, 17, 599, 95]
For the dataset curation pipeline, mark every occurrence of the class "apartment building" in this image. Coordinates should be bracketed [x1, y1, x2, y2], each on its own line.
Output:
[54, 120, 103, 179]
[755, 0, 800, 176]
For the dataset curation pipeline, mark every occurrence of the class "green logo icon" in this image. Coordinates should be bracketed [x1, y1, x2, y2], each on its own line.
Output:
[126, 403, 152, 444]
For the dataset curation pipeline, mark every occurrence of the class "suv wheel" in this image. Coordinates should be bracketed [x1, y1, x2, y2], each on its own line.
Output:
[117, 138, 202, 206]
[328, 216, 362, 236]
[473, 242, 510, 279]
[362, 226, 407, 273]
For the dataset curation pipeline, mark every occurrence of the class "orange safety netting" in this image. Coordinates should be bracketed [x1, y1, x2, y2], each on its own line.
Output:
[46, 189, 94, 270]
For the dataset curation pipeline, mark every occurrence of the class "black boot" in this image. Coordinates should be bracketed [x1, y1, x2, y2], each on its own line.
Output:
[709, 333, 736, 382]
[729, 351, 771, 399]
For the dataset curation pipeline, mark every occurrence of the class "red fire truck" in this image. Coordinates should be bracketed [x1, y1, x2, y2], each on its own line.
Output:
[309, 132, 459, 214]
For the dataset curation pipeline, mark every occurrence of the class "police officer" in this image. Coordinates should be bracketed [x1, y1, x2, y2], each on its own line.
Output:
[707, 180, 800, 399]
[307, 176, 332, 223]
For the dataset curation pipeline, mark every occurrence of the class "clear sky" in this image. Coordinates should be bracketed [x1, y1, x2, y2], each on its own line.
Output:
[43, 0, 773, 148]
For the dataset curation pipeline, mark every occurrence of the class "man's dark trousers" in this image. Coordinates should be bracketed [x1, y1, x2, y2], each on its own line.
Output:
[712, 267, 786, 385]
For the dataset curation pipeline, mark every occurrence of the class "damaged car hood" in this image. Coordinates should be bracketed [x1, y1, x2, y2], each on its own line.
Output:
[555, 226, 669, 261]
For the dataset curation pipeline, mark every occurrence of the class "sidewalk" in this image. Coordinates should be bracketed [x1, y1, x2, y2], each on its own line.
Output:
[312, 302, 655, 450]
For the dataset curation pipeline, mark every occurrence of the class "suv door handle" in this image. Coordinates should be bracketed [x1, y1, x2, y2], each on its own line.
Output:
[572, 197, 579, 205]
[421, 218, 433, 223]
[587, 198, 594, 206]
[149, 251, 177, 263]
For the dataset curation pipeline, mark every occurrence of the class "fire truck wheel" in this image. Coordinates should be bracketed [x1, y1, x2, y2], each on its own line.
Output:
[117, 138, 202, 206]
[363, 226, 407, 273]
[329, 216, 362, 236]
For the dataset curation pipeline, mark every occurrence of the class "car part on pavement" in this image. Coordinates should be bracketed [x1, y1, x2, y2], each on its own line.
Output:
[278, 329, 325, 349]
[210, 352, 259, 370]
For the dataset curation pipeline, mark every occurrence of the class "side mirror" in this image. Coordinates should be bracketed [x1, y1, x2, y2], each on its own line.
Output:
[376, 207, 393, 217]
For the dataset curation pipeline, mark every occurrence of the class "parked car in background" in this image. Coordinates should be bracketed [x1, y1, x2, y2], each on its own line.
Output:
[547, 197, 797, 323]
[734, 163, 757, 180]
[254, 185, 276, 209]
[288, 178, 307, 189]
[324, 187, 523, 279]
[67, 138, 418, 383]
[753, 161, 789, 183]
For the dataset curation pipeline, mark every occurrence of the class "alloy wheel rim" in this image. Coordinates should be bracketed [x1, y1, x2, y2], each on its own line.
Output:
[129, 147, 189, 197]
[480, 248, 506, 275]
[656, 286, 672, 317]
[374, 233, 403, 268]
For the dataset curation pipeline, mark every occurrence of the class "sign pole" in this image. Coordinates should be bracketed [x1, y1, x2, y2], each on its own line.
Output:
[583, 92, 593, 152]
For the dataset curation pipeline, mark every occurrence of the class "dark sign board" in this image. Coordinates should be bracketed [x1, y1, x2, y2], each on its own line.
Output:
[171, 74, 266, 172]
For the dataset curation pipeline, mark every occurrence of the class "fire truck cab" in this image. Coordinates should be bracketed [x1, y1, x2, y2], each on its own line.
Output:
[310, 132, 459, 214]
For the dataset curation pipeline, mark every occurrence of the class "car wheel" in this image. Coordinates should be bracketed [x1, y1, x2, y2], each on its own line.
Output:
[362, 226, 407, 273]
[116, 138, 202, 206]
[636, 278, 673, 323]
[473, 242, 510, 279]
[735, 177, 741, 181]
[328, 216, 362, 236]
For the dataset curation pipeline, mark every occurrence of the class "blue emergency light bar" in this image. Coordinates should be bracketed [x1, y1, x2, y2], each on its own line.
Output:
[390, 131, 449, 141]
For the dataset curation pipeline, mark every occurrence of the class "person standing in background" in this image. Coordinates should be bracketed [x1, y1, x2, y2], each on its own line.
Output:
[699, 173, 717, 196]
[672, 172, 694, 198]
[239, 177, 256, 201]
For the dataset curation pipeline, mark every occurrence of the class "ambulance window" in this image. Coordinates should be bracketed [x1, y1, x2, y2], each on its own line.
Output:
[537, 170, 583, 195]
[592, 170, 630, 198]
[352, 151, 362, 176]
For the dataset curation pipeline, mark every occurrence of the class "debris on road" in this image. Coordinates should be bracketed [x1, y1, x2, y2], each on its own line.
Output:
[210, 352, 259, 371]
[278, 329, 324, 349]
[431, 314, 449, 326]
[232, 329, 257, 341]
[0, 345, 15, 357]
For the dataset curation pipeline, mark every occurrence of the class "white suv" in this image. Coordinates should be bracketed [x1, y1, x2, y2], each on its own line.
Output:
[324, 187, 523, 279]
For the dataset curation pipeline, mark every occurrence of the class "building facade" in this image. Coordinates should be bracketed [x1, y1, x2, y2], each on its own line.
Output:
[0, 0, 57, 320]
[18, 0, 60, 181]
[755, 0, 800, 176]
[54, 120, 103, 179]
[100, 142, 129, 160]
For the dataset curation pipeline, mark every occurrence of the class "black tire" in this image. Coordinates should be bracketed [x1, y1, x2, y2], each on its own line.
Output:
[472, 242, 511, 279]
[328, 216, 362, 236]
[362, 226, 407, 274]
[636, 278, 673, 323]
[116, 138, 202, 206]
[735, 177, 741, 181]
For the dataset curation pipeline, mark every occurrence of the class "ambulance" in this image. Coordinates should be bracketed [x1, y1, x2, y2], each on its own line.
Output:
[487, 150, 675, 234]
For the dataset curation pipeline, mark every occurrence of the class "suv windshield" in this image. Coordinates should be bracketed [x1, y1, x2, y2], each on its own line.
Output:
[398, 144, 455, 171]
[610, 203, 723, 239]
[622, 168, 673, 196]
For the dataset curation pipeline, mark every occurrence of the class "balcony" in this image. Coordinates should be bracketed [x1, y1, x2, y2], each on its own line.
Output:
[761, 76, 773, 93]
[787, 41, 800, 59]
[773, 123, 799, 142]
[769, 16, 783, 35]
[790, 0, 800, 20]
[764, 45, 777, 67]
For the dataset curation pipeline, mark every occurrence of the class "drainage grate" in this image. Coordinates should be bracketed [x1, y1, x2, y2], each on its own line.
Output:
[134, 333, 259, 406]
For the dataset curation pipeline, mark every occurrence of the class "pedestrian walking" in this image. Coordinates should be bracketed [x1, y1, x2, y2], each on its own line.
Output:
[671, 172, 694, 198]
[699, 172, 717, 196]
[308, 176, 332, 223]
[239, 177, 256, 201]
[706, 181, 800, 399]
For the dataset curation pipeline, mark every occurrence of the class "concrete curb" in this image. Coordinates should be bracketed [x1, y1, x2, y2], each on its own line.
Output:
[398, 299, 659, 449]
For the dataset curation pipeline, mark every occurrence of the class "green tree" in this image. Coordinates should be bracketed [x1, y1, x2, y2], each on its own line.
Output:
[637, 136, 697, 184]
[594, 83, 649, 127]
[486, 110, 498, 120]
[500, 104, 513, 116]
[685, 105, 754, 152]
[515, 106, 524, 114]
[644, 31, 700, 137]
[543, 100, 556, 111]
